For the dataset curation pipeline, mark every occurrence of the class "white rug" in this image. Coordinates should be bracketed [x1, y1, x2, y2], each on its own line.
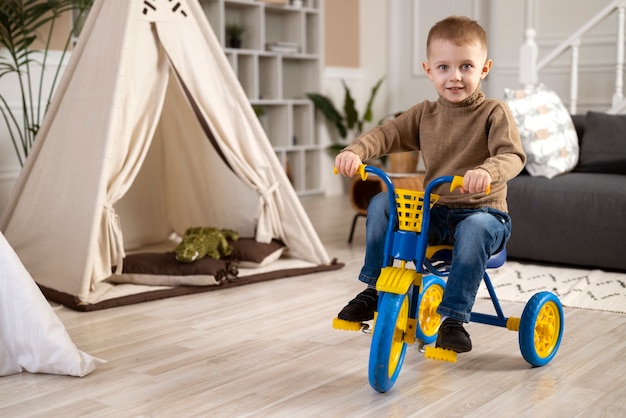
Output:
[477, 261, 626, 314]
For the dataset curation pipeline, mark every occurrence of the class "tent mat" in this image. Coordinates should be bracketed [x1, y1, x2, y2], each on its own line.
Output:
[39, 260, 344, 312]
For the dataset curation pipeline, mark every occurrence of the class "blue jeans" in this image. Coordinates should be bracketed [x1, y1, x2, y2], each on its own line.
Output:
[359, 192, 512, 323]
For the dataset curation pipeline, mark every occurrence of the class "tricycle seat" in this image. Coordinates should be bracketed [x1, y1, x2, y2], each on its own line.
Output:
[426, 245, 507, 270]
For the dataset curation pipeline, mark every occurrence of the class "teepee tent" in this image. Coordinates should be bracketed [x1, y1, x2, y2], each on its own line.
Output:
[0, 0, 334, 309]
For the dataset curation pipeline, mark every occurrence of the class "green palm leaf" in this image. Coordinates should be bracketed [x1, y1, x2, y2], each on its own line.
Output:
[362, 77, 384, 124]
[342, 80, 358, 131]
[0, 0, 93, 166]
[306, 92, 347, 138]
[306, 77, 385, 148]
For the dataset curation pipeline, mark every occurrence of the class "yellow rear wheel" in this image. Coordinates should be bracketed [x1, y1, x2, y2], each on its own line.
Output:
[519, 291, 564, 366]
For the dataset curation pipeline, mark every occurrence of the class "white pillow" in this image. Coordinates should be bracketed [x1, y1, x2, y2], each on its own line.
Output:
[0, 233, 105, 376]
[236, 246, 285, 268]
[504, 84, 579, 178]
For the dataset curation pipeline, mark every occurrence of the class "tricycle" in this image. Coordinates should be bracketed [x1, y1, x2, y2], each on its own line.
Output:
[333, 165, 564, 393]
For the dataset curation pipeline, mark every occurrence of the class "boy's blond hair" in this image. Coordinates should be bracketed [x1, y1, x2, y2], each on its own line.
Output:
[426, 16, 488, 58]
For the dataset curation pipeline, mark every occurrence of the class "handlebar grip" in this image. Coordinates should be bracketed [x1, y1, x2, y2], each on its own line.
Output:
[333, 164, 368, 181]
[357, 164, 367, 180]
[449, 175, 491, 195]
[450, 176, 464, 192]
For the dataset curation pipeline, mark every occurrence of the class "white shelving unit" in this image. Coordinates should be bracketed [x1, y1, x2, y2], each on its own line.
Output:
[201, 0, 324, 195]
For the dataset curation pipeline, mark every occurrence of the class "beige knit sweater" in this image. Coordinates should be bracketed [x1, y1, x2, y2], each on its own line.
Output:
[343, 87, 526, 212]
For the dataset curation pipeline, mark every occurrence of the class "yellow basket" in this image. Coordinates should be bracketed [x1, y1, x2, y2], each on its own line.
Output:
[395, 188, 439, 232]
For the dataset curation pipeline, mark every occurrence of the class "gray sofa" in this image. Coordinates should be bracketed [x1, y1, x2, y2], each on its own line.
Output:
[506, 111, 626, 271]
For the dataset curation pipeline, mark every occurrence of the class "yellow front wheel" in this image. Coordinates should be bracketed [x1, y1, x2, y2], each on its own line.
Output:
[368, 291, 410, 393]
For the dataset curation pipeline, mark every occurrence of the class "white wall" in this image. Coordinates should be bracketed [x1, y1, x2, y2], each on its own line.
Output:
[387, 0, 618, 113]
[319, 0, 621, 195]
[0, 51, 70, 216]
[0, 57, 24, 217]
[528, 0, 621, 112]
[320, 0, 390, 196]
[1, 0, 621, 206]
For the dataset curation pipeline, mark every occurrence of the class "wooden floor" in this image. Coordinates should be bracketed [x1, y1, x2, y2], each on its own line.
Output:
[2, 194, 626, 417]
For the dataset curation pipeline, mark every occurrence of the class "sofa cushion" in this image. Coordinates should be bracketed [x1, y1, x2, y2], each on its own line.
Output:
[575, 111, 626, 174]
[570, 114, 586, 139]
[507, 172, 626, 270]
[504, 84, 579, 179]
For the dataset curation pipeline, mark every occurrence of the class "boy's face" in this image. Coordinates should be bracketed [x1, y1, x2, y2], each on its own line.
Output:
[422, 39, 492, 103]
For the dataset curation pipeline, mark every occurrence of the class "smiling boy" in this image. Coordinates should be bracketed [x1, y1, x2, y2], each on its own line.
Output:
[334, 16, 525, 353]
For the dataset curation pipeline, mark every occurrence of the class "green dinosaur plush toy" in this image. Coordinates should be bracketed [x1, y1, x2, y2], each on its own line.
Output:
[175, 227, 239, 263]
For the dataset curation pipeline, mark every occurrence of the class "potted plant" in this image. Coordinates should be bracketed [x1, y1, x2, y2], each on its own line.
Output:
[0, 0, 93, 167]
[307, 77, 384, 155]
[225, 22, 246, 49]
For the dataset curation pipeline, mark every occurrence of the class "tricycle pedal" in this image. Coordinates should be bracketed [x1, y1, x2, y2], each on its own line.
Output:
[332, 317, 367, 332]
[424, 346, 458, 363]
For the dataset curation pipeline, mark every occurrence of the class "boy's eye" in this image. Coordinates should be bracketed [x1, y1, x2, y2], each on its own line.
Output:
[438, 65, 448, 71]
[462, 64, 473, 70]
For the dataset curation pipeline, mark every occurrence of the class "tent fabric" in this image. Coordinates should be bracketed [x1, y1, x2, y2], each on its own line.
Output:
[0, 232, 104, 376]
[0, 0, 331, 307]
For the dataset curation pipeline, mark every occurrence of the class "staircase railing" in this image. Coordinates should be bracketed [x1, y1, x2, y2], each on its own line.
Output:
[520, 0, 626, 114]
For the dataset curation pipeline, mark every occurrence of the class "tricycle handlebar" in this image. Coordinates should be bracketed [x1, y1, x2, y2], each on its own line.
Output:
[334, 164, 489, 195]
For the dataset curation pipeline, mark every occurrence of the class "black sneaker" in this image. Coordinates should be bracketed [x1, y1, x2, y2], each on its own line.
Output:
[337, 288, 378, 322]
[436, 318, 472, 353]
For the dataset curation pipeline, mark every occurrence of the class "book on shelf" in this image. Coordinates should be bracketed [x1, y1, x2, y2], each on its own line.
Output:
[258, 0, 288, 5]
[266, 41, 300, 53]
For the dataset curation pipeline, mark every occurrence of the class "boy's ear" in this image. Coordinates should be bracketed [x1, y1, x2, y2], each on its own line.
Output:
[481, 59, 493, 79]
[422, 61, 433, 80]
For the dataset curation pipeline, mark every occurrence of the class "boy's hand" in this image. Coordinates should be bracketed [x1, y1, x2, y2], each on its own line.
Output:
[335, 151, 362, 177]
[461, 168, 492, 194]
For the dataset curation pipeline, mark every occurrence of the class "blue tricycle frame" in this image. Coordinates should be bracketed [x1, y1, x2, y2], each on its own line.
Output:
[333, 165, 564, 393]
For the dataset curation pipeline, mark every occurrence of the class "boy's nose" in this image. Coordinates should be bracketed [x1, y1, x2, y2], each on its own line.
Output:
[450, 69, 462, 81]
